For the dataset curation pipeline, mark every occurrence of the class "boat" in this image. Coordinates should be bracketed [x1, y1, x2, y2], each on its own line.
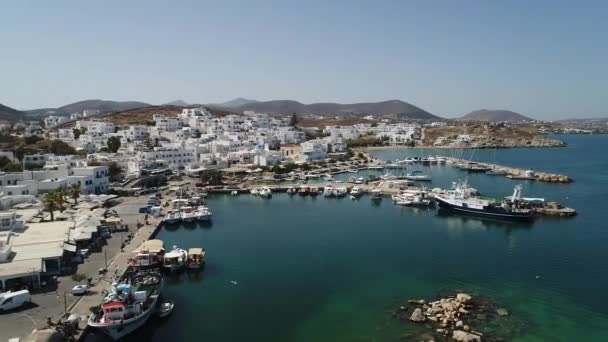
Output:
[187, 248, 205, 269]
[395, 194, 431, 207]
[506, 170, 536, 180]
[405, 170, 432, 181]
[195, 206, 212, 221]
[250, 188, 260, 196]
[434, 181, 534, 221]
[334, 187, 348, 197]
[370, 189, 383, 200]
[157, 301, 174, 318]
[298, 186, 310, 196]
[323, 186, 335, 197]
[163, 246, 188, 272]
[309, 186, 320, 196]
[286, 187, 297, 195]
[180, 207, 197, 223]
[323, 174, 334, 182]
[88, 271, 163, 340]
[259, 187, 272, 198]
[163, 210, 181, 224]
[462, 163, 490, 172]
[486, 168, 507, 175]
[350, 187, 363, 197]
[132, 239, 165, 269]
[354, 177, 365, 184]
[231, 190, 239, 196]
[171, 199, 189, 209]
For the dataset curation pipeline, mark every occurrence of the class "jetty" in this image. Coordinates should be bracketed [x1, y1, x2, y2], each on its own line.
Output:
[445, 157, 573, 183]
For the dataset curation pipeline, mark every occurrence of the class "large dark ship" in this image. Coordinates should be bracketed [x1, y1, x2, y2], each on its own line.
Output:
[434, 182, 534, 221]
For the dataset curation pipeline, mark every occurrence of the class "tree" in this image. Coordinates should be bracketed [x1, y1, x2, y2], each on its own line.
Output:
[55, 190, 67, 212]
[107, 137, 121, 153]
[289, 112, 298, 126]
[200, 169, 224, 185]
[107, 162, 123, 181]
[47, 140, 77, 155]
[42, 192, 60, 221]
[70, 184, 81, 204]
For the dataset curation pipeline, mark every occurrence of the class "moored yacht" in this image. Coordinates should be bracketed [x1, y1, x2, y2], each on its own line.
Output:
[370, 189, 383, 201]
[163, 210, 181, 224]
[405, 170, 432, 181]
[195, 206, 212, 221]
[350, 187, 363, 197]
[180, 207, 197, 223]
[259, 187, 272, 198]
[187, 248, 206, 269]
[334, 187, 348, 197]
[298, 185, 310, 196]
[323, 186, 335, 197]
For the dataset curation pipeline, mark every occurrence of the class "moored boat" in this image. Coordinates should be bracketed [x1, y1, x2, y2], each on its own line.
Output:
[187, 248, 205, 269]
[180, 206, 197, 223]
[132, 239, 164, 269]
[163, 246, 188, 272]
[259, 187, 272, 198]
[405, 170, 432, 181]
[195, 206, 212, 221]
[88, 271, 163, 340]
[298, 185, 310, 196]
[163, 210, 181, 224]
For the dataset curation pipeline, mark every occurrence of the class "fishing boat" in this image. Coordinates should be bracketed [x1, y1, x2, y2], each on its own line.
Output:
[187, 248, 205, 269]
[259, 187, 272, 198]
[195, 206, 212, 221]
[405, 170, 432, 181]
[298, 186, 310, 196]
[88, 271, 163, 340]
[350, 187, 363, 197]
[309, 186, 320, 196]
[180, 206, 197, 223]
[334, 187, 348, 197]
[395, 194, 431, 207]
[323, 186, 335, 197]
[434, 181, 534, 221]
[132, 240, 164, 269]
[163, 246, 188, 272]
[370, 189, 383, 200]
[163, 210, 181, 224]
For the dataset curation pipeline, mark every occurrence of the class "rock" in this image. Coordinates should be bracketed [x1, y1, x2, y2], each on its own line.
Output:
[459, 307, 469, 314]
[456, 293, 472, 304]
[436, 328, 444, 334]
[496, 308, 510, 316]
[464, 325, 470, 332]
[456, 320, 464, 328]
[409, 308, 427, 322]
[452, 330, 482, 342]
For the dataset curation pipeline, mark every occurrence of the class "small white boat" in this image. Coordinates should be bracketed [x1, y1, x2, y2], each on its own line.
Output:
[323, 186, 335, 197]
[395, 194, 431, 207]
[163, 210, 181, 224]
[287, 187, 297, 195]
[405, 170, 432, 181]
[259, 187, 272, 198]
[163, 246, 188, 272]
[231, 190, 239, 196]
[298, 186, 310, 196]
[323, 174, 334, 181]
[180, 206, 197, 223]
[195, 206, 212, 221]
[157, 302, 174, 318]
[354, 177, 365, 184]
[250, 188, 260, 196]
[309, 186, 320, 196]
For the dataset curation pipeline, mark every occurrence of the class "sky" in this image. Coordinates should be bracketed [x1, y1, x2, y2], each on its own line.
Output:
[1, 0, 607, 119]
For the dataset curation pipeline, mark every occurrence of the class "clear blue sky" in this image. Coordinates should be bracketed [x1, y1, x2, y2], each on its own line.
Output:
[1, 0, 607, 119]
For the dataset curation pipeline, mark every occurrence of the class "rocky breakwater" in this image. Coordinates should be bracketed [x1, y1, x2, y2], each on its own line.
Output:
[394, 292, 525, 341]
[534, 172, 573, 183]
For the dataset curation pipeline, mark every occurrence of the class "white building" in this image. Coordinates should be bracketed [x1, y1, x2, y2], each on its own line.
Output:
[44, 116, 69, 128]
[154, 115, 181, 132]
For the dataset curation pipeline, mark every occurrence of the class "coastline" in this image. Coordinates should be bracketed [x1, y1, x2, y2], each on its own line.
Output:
[356, 144, 567, 151]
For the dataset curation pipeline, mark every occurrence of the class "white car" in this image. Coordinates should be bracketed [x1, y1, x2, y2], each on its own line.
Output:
[71, 284, 89, 296]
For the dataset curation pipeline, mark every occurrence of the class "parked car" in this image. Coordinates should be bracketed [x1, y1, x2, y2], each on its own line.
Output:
[71, 285, 89, 296]
[0, 290, 31, 312]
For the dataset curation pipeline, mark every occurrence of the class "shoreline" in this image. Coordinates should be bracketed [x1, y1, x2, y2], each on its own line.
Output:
[357, 144, 567, 151]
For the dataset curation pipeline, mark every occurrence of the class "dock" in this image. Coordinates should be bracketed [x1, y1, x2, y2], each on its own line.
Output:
[444, 157, 573, 183]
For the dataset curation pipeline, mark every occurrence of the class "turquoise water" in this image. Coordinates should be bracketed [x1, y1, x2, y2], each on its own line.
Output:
[136, 135, 608, 341]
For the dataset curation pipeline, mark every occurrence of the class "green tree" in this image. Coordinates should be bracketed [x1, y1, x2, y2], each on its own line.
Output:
[200, 169, 223, 185]
[289, 112, 298, 126]
[47, 140, 77, 155]
[69, 184, 81, 204]
[2, 162, 23, 172]
[107, 162, 123, 181]
[107, 136, 121, 153]
[42, 191, 60, 221]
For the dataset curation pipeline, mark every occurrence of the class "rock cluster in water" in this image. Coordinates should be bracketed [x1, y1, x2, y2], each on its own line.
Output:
[394, 292, 515, 342]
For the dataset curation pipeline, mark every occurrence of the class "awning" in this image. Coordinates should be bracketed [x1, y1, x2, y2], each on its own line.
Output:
[63, 242, 77, 252]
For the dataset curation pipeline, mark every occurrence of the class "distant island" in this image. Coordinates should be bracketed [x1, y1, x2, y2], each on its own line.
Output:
[459, 109, 534, 122]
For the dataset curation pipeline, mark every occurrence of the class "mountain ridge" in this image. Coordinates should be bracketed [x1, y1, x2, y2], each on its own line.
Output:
[0, 103, 25, 122]
[235, 99, 441, 120]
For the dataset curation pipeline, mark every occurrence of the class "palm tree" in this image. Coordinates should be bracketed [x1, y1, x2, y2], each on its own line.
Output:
[42, 192, 59, 221]
[55, 190, 67, 212]
[70, 184, 80, 205]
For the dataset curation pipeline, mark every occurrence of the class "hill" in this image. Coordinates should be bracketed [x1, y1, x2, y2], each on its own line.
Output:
[0, 103, 25, 122]
[236, 99, 440, 120]
[217, 97, 258, 108]
[459, 109, 533, 122]
[62, 105, 240, 127]
[56, 99, 151, 114]
[163, 100, 190, 107]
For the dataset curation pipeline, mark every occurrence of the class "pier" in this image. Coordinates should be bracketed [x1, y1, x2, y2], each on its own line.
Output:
[444, 157, 573, 183]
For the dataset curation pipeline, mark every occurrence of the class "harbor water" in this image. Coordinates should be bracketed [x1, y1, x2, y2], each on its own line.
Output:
[133, 135, 608, 341]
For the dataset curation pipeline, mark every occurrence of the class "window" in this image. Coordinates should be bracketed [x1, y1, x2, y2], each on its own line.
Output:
[2, 297, 13, 305]
[1, 218, 10, 227]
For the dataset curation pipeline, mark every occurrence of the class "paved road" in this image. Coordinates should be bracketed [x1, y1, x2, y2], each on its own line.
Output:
[0, 196, 155, 341]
